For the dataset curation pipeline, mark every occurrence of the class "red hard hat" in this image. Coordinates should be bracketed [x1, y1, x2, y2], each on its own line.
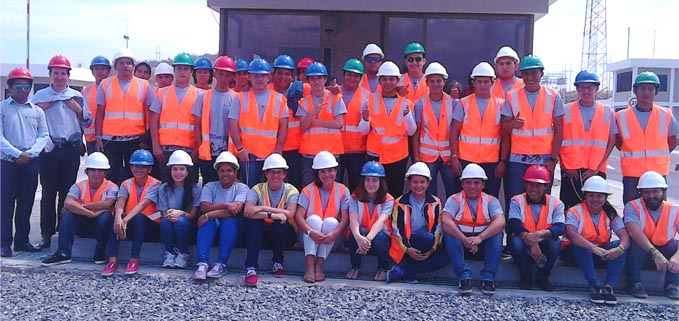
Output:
[523, 165, 551, 184]
[7, 67, 33, 81]
[48, 54, 72, 70]
[214, 55, 236, 72]
[296, 57, 314, 69]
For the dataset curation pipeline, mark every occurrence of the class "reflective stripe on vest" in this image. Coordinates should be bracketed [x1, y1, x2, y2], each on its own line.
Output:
[81, 84, 98, 142]
[492, 78, 523, 101]
[458, 94, 503, 163]
[400, 73, 429, 104]
[417, 95, 453, 163]
[302, 182, 345, 220]
[76, 179, 115, 212]
[366, 94, 410, 164]
[508, 86, 557, 155]
[253, 182, 298, 226]
[101, 77, 148, 136]
[452, 191, 491, 233]
[630, 199, 679, 247]
[512, 193, 558, 233]
[560, 102, 611, 172]
[299, 91, 344, 155]
[568, 204, 611, 245]
[357, 194, 394, 230]
[615, 105, 671, 176]
[240, 90, 285, 158]
[158, 85, 198, 148]
[122, 177, 161, 223]
[342, 87, 369, 153]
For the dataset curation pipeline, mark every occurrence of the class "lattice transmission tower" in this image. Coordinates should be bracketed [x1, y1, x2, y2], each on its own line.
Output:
[581, 0, 609, 96]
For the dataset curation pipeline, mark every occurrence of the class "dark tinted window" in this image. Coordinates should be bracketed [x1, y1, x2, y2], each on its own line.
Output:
[616, 71, 632, 92]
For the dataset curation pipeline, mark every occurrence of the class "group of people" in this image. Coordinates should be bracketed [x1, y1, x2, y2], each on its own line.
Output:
[2, 42, 678, 302]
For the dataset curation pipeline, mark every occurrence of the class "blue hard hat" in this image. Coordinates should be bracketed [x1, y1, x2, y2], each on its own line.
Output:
[129, 149, 155, 166]
[90, 55, 111, 69]
[574, 70, 600, 86]
[194, 58, 213, 70]
[360, 161, 386, 177]
[305, 62, 328, 77]
[248, 58, 272, 74]
[273, 55, 295, 70]
[235, 58, 249, 72]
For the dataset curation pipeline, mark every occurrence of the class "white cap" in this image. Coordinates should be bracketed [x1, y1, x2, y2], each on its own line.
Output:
[460, 163, 487, 180]
[405, 162, 431, 180]
[362, 43, 384, 59]
[470, 62, 496, 79]
[581, 176, 612, 194]
[166, 150, 193, 167]
[377, 61, 400, 78]
[424, 62, 448, 80]
[84, 152, 110, 170]
[494, 46, 520, 64]
[312, 151, 338, 170]
[154, 62, 174, 76]
[262, 153, 288, 171]
[637, 171, 668, 189]
[113, 48, 135, 64]
[213, 151, 239, 170]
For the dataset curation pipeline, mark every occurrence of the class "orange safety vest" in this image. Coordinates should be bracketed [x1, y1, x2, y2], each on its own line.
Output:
[197, 90, 214, 161]
[450, 191, 493, 233]
[239, 90, 287, 159]
[100, 77, 149, 137]
[76, 179, 115, 211]
[400, 73, 429, 104]
[388, 193, 441, 264]
[282, 83, 311, 152]
[157, 85, 198, 148]
[511, 193, 559, 233]
[458, 94, 503, 163]
[360, 75, 381, 93]
[366, 94, 412, 164]
[560, 102, 612, 173]
[342, 87, 369, 153]
[299, 91, 344, 155]
[122, 177, 161, 223]
[492, 78, 524, 100]
[417, 95, 453, 163]
[81, 84, 98, 142]
[301, 182, 346, 220]
[566, 203, 611, 246]
[357, 194, 395, 230]
[629, 199, 679, 247]
[615, 105, 672, 176]
[507, 86, 557, 155]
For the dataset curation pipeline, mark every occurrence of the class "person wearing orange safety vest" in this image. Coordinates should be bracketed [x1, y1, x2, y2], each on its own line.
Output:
[359, 61, 417, 198]
[559, 71, 618, 209]
[623, 171, 679, 300]
[360, 43, 384, 94]
[507, 165, 564, 292]
[229, 58, 289, 187]
[296, 62, 346, 187]
[492, 46, 524, 101]
[412, 62, 455, 198]
[150, 53, 200, 182]
[102, 149, 161, 277]
[82, 56, 111, 155]
[396, 42, 428, 103]
[193, 55, 238, 183]
[615, 71, 678, 204]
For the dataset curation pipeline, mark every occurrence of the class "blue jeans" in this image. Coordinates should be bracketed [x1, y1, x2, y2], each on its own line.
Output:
[195, 217, 240, 265]
[348, 227, 391, 270]
[398, 232, 449, 276]
[40, 144, 81, 238]
[57, 211, 113, 258]
[199, 159, 218, 184]
[159, 216, 193, 253]
[444, 231, 502, 281]
[451, 159, 502, 198]
[561, 241, 626, 288]
[86, 141, 96, 155]
[625, 240, 679, 288]
[425, 158, 455, 199]
[238, 155, 265, 188]
[509, 235, 561, 280]
[282, 150, 302, 190]
[107, 214, 159, 259]
[264, 221, 297, 264]
[504, 161, 554, 210]
[1, 158, 41, 248]
[102, 139, 139, 185]
[339, 152, 367, 192]
[239, 218, 265, 269]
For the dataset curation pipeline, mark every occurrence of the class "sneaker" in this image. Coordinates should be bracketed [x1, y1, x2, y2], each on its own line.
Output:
[601, 285, 617, 305]
[101, 260, 118, 277]
[207, 263, 227, 278]
[458, 279, 473, 296]
[174, 253, 190, 269]
[385, 265, 405, 284]
[627, 282, 648, 299]
[402, 275, 419, 284]
[93, 255, 107, 265]
[41, 253, 72, 266]
[272, 263, 286, 277]
[194, 263, 208, 280]
[590, 287, 604, 304]
[665, 284, 679, 300]
[536, 278, 554, 292]
[162, 251, 175, 268]
[244, 269, 258, 287]
[481, 280, 496, 296]
[124, 259, 139, 275]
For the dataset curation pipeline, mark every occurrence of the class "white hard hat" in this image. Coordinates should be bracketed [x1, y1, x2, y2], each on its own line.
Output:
[166, 150, 193, 167]
[213, 151, 239, 170]
[494, 46, 520, 64]
[405, 162, 431, 180]
[424, 62, 448, 80]
[637, 171, 668, 189]
[113, 48, 135, 64]
[581, 176, 611, 194]
[460, 163, 487, 180]
[312, 151, 338, 170]
[262, 153, 288, 171]
[154, 62, 174, 76]
[470, 62, 496, 79]
[377, 61, 400, 78]
[362, 43, 385, 59]
[85, 152, 111, 170]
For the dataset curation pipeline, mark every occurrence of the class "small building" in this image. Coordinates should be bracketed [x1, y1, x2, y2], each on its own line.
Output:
[1, 63, 94, 100]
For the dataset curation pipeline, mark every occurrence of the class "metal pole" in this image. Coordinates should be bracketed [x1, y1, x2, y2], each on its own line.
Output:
[26, 0, 30, 69]
[626, 27, 630, 59]
[652, 30, 656, 58]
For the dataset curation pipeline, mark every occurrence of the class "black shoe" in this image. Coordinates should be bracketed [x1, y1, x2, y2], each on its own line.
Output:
[0, 247, 12, 257]
[458, 279, 473, 296]
[93, 255, 107, 265]
[481, 280, 496, 296]
[666, 284, 679, 300]
[601, 285, 617, 305]
[590, 287, 604, 304]
[626, 282, 648, 299]
[14, 243, 41, 252]
[536, 278, 554, 292]
[41, 253, 72, 266]
[501, 247, 512, 258]
[35, 236, 51, 250]
[519, 278, 532, 290]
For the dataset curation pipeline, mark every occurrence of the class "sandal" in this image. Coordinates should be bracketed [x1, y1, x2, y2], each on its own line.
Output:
[373, 269, 387, 281]
[315, 271, 326, 282]
[303, 270, 316, 283]
[345, 269, 360, 280]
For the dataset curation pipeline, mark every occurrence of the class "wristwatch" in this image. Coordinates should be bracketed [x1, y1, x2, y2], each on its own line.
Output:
[306, 228, 313, 236]
[267, 212, 273, 219]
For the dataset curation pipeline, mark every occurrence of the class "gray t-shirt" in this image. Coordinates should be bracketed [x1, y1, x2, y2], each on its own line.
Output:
[150, 85, 193, 113]
[451, 97, 490, 122]
[414, 99, 443, 124]
[625, 107, 679, 134]
[574, 103, 619, 134]
[622, 202, 673, 228]
[191, 90, 236, 155]
[409, 194, 428, 234]
[117, 180, 160, 201]
[199, 181, 249, 204]
[155, 184, 201, 211]
[443, 194, 504, 220]
[360, 96, 402, 115]
[508, 197, 565, 224]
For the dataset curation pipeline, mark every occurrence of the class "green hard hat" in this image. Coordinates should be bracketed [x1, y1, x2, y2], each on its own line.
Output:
[172, 52, 195, 67]
[518, 55, 544, 71]
[634, 71, 660, 86]
[342, 58, 364, 75]
[404, 42, 425, 56]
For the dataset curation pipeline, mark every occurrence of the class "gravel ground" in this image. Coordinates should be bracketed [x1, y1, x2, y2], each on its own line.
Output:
[1, 270, 677, 321]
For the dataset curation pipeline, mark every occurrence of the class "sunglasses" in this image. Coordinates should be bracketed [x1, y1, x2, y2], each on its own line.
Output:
[14, 84, 31, 90]
[364, 56, 382, 63]
[407, 57, 423, 63]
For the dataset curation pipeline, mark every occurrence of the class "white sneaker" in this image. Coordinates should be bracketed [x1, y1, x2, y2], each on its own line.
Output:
[174, 253, 190, 269]
[162, 251, 175, 268]
[194, 263, 208, 280]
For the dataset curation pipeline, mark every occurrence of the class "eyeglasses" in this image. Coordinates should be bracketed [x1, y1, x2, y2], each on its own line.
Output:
[14, 84, 31, 90]
[364, 56, 382, 63]
[267, 169, 286, 176]
[407, 57, 423, 63]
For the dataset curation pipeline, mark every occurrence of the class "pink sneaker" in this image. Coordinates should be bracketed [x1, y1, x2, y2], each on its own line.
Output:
[102, 260, 118, 277]
[124, 259, 139, 275]
[245, 269, 258, 287]
[272, 263, 286, 277]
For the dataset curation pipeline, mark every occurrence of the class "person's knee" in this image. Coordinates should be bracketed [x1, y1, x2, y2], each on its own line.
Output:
[320, 217, 339, 232]
[509, 235, 525, 251]
[306, 214, 323, 229]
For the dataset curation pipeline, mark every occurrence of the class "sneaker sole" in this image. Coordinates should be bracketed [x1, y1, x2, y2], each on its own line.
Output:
[194, 275, 207, 280]
[458, 290, 473, 296]
[604, 300, 617, 305]
[101, 271, 115, 277]
[245, 282, 258, 287]
[41, 259, 72, 267]
[481, 290, 496, 296]
[207, 273, 226, 279]
[94, 260, 107, 265]
[590, 299, 605, 304]
[124, 270, 138, 275]
[273, 274, 285, 278]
